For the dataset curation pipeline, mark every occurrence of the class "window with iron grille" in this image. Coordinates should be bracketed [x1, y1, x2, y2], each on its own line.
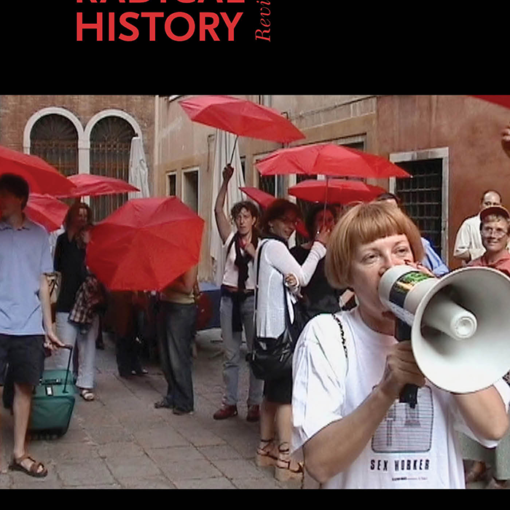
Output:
[90, 117, 136, 221]
[394, 158, 443, 255]
[258, 174, 276, 197]
[30, 114, 78, 177]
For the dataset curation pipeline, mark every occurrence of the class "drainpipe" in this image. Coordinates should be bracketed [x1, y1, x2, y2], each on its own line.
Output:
[153, 95, 159, 197]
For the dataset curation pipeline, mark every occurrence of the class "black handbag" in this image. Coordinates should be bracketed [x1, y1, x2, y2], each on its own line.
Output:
[247, 241, 302, 381]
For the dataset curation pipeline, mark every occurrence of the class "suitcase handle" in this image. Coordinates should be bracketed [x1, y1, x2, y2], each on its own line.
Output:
[43, 379, 63, 385]
[61, 344, 73, 394]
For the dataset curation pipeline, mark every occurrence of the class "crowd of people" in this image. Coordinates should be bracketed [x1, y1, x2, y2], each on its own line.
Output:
[1, 125, 510, 488]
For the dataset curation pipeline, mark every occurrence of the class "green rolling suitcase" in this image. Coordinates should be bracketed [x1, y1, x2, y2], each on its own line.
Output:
[29, 366, 77, 439]
[2, 345, 77, 439]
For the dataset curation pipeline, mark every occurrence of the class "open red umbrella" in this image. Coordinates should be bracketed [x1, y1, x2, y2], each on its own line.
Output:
[86, 197, 205, 291]
[471, 95, 510, 110]
[288, 179, 386, 204]
[0, 145, 76, 195]
[26, 193, 69, 232]
[256, 143, 410, 179]
[240, 186, 276, 209]
[180, 96, 305, 144]
[56, 174, 140, 199]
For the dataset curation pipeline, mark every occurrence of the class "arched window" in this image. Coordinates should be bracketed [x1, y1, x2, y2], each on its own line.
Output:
[90, 116, 136, 221]
[30, 114, 78, 177]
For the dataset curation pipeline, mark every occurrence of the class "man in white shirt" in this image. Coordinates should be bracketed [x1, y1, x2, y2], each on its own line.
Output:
[453, 190, 502, 264]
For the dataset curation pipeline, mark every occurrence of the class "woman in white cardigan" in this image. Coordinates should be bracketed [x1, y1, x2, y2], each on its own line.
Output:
[253, 199, 330, 482]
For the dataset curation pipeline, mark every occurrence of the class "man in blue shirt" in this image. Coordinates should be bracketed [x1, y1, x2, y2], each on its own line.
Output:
[0, 173, 64, 478]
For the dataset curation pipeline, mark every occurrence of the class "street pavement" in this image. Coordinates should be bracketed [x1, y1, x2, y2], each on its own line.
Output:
[0, 329, 302, 489]
[0, 328, 497, 489]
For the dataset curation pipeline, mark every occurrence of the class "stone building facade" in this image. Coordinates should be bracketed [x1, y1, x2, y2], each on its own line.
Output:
[3, 95, 508, 281]
[153, 95, 378, 281]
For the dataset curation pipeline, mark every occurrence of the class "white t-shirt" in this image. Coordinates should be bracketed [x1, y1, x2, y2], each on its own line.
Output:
[222, 231, 256, 290]
[292, 308, 510, 489]
[255, 238, 326, 338]
[453, 215, 484, 261]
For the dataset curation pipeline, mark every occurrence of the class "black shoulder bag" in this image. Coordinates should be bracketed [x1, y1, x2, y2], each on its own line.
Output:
[247, 241, 298, 381]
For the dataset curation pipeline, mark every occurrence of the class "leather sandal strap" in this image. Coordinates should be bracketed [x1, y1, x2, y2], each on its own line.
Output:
[276, 458, 304, 474]
[14, 455, 45, 474]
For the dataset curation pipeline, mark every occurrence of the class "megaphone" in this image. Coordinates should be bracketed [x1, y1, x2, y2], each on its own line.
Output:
[378, 265, 510, 404]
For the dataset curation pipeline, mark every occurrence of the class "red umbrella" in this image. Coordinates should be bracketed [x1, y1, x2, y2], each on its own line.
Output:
[240, 186, 276, 209]
[0, 145, 75, 195]
[56, 174, 140, 198]
[471, 95, 510, 110]
[25, 193, 69, 232]
[256, 143, 410, 179]
[288, 179, 386, 205]
[86, 197, 205, 292]
[179, 95, 305, 144]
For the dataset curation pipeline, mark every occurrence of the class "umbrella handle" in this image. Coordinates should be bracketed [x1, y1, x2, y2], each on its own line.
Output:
[228, 135, 239, 166]
[321, 176, 330, 231]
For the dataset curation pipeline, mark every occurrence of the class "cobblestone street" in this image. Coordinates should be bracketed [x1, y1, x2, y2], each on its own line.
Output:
[0, 330, 302, 489]
[0, 328, 497, 489]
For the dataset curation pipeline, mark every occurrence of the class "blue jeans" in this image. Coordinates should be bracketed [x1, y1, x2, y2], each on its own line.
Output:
[220, 294, 263, 407]
[157, 301, 197, 413]
[47, 313, 98, 390]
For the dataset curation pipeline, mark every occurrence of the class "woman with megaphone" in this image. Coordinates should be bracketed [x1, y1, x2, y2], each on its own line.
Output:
[291, 201, 510, 489]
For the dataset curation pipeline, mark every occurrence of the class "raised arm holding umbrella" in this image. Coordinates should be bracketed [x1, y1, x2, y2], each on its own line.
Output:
[212, 163, 264, 421]
[180, 95, 305, 423]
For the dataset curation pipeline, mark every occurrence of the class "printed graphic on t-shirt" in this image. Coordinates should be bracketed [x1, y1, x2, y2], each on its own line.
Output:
[371, 386, 433, 453]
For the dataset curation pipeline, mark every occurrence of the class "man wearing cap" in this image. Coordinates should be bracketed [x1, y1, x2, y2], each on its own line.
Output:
[454, 190, 504, 264]
[468, 205, 510, 276]
[462, 204, 510, 488]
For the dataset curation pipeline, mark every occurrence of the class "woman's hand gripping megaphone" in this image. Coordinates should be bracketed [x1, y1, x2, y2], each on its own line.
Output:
[378, 341, 426, 405]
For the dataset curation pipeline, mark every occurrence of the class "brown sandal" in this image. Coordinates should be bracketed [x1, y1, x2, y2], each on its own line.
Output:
[256, 438, 278, 468]
[9, 454, 48, 478]
[275, 445, 304, 482]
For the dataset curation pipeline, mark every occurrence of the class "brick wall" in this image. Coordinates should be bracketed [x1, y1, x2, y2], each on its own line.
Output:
[0, 95, 155, 187]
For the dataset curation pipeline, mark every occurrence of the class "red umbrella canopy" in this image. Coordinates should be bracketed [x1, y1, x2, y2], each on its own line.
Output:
[471, 95, 510, 109]
[288, 179, 386, 205]
[179, 95, 305, 144]
[0, 145, 76, 195]
[256, 143, 410, 179]
[86, 197, 205, 292]
[239, 186, 276, 209]
[26, 193, 69, 232]
[56, 174, 140, 198]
